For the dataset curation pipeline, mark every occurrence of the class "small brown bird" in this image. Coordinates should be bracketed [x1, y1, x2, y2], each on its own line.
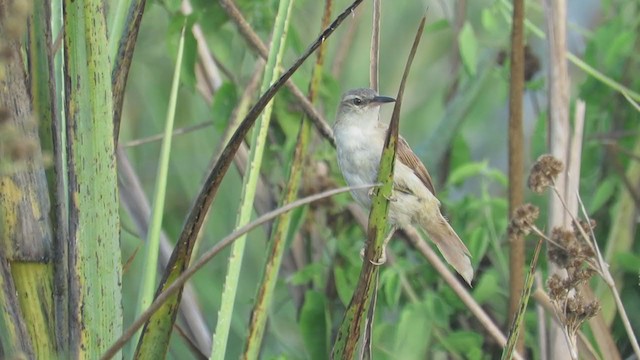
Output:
[333, 88, 473, 284]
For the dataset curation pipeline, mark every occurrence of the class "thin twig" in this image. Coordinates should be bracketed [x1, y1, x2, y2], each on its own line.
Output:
[122, 121, 212, 147]
[369, 0, 380, 91]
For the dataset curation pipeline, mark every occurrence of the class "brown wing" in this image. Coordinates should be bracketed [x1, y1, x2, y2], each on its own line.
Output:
[396, 136, 436, 195]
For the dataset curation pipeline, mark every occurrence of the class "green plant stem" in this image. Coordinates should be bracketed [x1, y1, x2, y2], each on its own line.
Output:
[63, 0, 122, 356]
[210, 1, 295, 359]
[130, 24, 186, 357]
[501, 238, 543, 360]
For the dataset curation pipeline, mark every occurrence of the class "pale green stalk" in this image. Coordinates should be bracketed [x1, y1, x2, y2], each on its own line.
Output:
[128, 24, 186, 357]
[210, 0, 295, 358]
[63, 0, 122, 356]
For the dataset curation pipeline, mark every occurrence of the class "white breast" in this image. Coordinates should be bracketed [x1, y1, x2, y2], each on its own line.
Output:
[334, 124, 384, 207]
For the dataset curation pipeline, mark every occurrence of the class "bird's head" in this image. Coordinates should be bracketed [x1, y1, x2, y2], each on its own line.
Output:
[335, 88, 395, 127]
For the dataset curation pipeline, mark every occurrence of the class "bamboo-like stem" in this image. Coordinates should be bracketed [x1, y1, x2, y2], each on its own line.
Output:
[507, 0, 526, 354]
[29, 0, 67, 354]
[63, 0, 122, 356]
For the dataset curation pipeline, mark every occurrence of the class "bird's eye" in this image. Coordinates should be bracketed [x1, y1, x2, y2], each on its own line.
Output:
[353, 98, 363, 105]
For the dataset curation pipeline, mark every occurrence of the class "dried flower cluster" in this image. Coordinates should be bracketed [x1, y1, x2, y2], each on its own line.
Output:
[528, 154, 564, 193]
[547, 220, 600, 339]
[508, 203, 540, 237]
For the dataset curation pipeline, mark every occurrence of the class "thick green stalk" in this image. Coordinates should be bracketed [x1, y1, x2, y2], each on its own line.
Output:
[210, 1, 295, 358]
[130, 24, 186, 357]
[62, 0, 122, 357]
[242, 1, 332, 357]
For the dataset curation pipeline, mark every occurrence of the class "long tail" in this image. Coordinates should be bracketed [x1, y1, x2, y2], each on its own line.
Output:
[420, 214, 474, 285]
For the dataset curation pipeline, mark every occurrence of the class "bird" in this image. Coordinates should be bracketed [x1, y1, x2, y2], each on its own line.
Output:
[332, 88, 473, 284]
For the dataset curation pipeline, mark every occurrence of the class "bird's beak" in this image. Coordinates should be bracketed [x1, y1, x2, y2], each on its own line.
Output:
[371, 95, 396, 104]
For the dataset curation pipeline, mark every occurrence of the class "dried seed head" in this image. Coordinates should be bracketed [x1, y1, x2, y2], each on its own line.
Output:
[547, 274, 566, 301]
[583, 300, 601, 319]
[573, 219, 596, 240]
[508, 203, 540, 237]
[528, 154, 564, 193]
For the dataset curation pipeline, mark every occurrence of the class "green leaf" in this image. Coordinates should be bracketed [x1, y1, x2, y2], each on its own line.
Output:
[442, 331, 483, 354]
[288, 263, 324, 286]
[448, 161, 488, 186]
[300, 291, 330, 360]
[425, 294, 452, 328]
[472, 270, 500, 304]
[393, 302, 431, 358]
[211, 82, 238, 132]
[481, 8, 499, 32]
[458, 22, 478, 76]
[424, 19, 450, 33]
[467, 227, 489, 268]
[162, 0, 181, 13]
[167, 15, 198, 89]
[589, 177, 618, 213]
[334, 266, 355, 306]
[380, 268, 401, 306]
[613, 252, 640, 273]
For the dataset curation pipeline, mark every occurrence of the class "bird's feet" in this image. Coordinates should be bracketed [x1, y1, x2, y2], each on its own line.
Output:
[359, 246, 387, 265]
[367, 188, 397, 202]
